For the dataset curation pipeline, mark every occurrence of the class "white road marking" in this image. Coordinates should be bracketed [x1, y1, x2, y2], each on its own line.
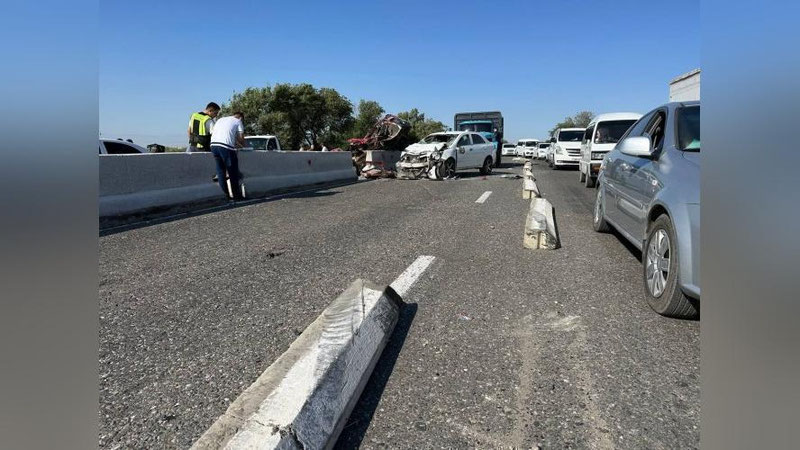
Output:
[389, 255, 436, 297]
[475, 191, 492, 204]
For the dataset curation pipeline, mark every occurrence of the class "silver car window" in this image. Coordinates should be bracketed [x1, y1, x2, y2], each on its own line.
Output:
[457, 135, 471, 147]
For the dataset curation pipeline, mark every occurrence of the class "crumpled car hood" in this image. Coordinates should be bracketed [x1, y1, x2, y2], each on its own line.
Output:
[403, 142, 446, 155]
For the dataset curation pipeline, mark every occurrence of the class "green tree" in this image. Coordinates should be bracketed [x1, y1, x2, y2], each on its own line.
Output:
[222, 83, 354, 150]
[397, 108, 447, 142]
[549, 110, 594, 136]
[353, 100, 385, 138]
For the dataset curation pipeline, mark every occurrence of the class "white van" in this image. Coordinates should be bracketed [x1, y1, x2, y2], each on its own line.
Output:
[516, 139, 538, 158]
[578, 112, 641, 187]
[548, 128, 585, 168]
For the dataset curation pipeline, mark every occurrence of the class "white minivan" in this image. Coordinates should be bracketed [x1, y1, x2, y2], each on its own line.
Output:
[548, 128, 585, 168]
[516, 139, 538, 158]
[578, 112, 641, 187]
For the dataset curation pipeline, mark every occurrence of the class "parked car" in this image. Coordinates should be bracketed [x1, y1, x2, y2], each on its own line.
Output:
[593, 101, 700, 318]
[522, 139, 540, 158]
[501, 142, 518, 156]
[396, 131, 495, 179]
[536, 142, 550, 159]
[514, 140, 525, 156]
[244, 135, 282, 151]
[99, 139, 148, 154]
[548, 128, 584, 168]
[578, 113, 641, 187]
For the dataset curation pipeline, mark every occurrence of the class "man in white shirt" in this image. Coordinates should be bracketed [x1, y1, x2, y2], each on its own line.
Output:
[209, 112, 246, 201]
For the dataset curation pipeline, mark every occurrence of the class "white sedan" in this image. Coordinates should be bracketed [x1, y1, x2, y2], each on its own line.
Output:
[397, 131, 496, 179]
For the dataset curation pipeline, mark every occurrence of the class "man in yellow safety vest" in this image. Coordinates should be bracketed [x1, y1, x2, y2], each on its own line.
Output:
[186, 102, 220, 152]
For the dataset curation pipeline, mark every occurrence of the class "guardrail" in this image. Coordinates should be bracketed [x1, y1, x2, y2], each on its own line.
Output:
[99, 151, 356, 217]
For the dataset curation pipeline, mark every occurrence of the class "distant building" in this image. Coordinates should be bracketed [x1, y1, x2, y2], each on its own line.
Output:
[669, 68, 700, 101]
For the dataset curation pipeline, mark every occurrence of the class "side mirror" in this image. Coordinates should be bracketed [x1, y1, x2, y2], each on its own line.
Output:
[618, 136, 653, 157]
[549, 137, 556, 143]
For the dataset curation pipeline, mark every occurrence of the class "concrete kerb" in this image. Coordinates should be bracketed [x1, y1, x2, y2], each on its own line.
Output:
[522, 177, 540, 199]
[523, 197, 560, 250]
[191, 279, 401, 450]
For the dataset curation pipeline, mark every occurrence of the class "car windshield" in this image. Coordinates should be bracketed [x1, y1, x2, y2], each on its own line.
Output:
[245, 138, 268, 150]
[421, 134, 459, 144]
[677, 105, 700, 151]
[525, 141, 537, 147]
[594, 120, 637, 144]
[538, 143, 549, 148]
[503, 144, 515, 148]
[558, 130, 584, 142]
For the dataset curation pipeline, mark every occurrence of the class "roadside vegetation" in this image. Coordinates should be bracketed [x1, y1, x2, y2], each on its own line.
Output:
[220, 83, 446, 150]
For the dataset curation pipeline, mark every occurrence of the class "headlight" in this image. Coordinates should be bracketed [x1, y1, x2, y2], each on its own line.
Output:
[430, 151, 441, 160]
[591, 152, 604, 160]
[556, 146, 565, 155]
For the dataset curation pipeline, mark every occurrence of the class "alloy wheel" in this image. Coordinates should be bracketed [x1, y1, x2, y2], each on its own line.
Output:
[646, 229, 670, 297]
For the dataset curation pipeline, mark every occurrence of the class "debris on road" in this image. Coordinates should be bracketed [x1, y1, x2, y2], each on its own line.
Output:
[347, 114, 411, 173]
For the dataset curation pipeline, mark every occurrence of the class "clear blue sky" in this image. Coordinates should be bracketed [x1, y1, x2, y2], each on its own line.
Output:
[100, 0, 699, 146]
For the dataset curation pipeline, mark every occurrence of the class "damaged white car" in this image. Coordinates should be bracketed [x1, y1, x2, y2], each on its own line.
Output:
[396, 131, 495, 180]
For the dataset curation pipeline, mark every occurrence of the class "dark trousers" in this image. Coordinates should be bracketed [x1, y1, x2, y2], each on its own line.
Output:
[211, 145, 243, 200]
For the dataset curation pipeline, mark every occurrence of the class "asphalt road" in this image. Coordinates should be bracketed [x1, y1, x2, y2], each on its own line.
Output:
[99, 158, 699, 449]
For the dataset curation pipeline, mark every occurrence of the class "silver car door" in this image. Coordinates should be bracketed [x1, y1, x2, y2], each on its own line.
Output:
[616, 109, 666, 243]
[604, 111, 654, 231]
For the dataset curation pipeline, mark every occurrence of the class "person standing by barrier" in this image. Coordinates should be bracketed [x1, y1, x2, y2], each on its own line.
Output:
[186, 102, 220, 152]
[210, 112, 246, 201]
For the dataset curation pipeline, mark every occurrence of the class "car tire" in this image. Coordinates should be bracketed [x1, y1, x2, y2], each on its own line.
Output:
[579, 169, 586, 182]
[585, 172, 595, 188]
[642, 215, 699, 319]
[438, 158, 456, 179]
[592, 186, 611, 233]
[479, 157, 493, 175]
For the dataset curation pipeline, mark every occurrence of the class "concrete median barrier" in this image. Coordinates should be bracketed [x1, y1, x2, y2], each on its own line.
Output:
[99, 151, 356, 217]
[365, 150, 401, 171]
[522, 177, 540, 199]
[523, 198, 560, 250]
[191, 279, 401, 450]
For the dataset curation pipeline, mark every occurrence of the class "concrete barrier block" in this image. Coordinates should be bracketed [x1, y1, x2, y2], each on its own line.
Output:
[365, 150, 402, 171]
[522, 178, 540, 199]
[99, 151, 357, 217]
[523, 198, 559, 250]
[191, 279, 401, 450]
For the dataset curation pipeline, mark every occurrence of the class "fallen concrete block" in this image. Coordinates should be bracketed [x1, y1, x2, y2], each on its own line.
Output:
[523, 198, 559, 249]
[191, 279, 401, 450]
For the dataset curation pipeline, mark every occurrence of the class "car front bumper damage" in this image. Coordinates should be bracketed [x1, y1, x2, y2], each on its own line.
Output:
[396, 154, 443, 180]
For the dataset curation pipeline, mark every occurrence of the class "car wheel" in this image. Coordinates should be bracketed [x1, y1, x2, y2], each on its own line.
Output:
[643, 215, 699, 319]
[579, 169, 586, 182]
[585, 172, 595, 188]
[592, 186, 611, 232]
[479, 157, 493, 175]
[438, 158, 456, 179]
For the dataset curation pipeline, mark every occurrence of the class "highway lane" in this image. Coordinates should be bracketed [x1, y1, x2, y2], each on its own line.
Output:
[99, 160, 699, 449]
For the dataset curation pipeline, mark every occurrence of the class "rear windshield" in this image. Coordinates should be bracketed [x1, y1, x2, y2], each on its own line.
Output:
[594, 120, 637, 144]
[558, 130, 584, 142]
[677, 105, 700, 151]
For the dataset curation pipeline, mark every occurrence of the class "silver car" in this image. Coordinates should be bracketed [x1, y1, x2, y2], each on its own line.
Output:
[593, 101, 700, 318]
